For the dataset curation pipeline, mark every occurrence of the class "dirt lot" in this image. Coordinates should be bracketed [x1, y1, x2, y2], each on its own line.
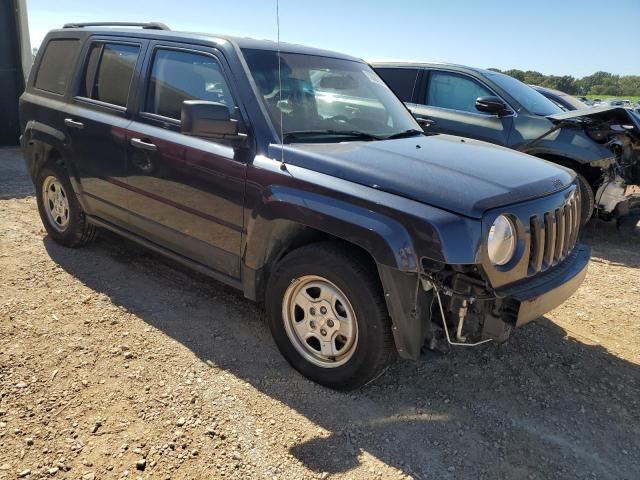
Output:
[0, 146, 639, 479]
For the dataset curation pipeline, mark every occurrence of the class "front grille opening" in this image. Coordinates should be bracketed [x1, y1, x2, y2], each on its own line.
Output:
[527, 192, 580, 276]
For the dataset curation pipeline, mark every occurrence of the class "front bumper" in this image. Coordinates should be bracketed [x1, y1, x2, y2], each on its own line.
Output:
[496, 243, 591, 326]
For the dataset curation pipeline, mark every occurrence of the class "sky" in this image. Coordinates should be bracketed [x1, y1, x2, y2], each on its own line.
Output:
[26, 0, 640, 78]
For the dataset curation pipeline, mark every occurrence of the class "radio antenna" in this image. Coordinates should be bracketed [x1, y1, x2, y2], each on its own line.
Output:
[276, 0, 286, 170]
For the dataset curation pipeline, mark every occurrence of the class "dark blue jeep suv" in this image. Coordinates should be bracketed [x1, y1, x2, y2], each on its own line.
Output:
[19, 22, 590, 389]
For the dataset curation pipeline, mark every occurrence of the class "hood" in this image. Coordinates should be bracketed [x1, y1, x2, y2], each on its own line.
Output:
[278, 134, 575, 219]
[548, 105, 640, 142]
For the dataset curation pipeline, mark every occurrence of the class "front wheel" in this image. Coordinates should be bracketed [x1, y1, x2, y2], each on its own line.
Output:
[576, 173, 595, 225]
[265, 242, 396, 390]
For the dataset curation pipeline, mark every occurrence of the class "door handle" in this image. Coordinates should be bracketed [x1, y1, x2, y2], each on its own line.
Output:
[130, 138, 158, 152]
[64, 118, 84, 129]
[415, 116, 436, 127]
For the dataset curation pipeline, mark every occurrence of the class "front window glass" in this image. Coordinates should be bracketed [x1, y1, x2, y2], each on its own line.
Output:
[145, 49, 236, 120]
[427, 71, 493, 114]
[242, 49, 420, 142]
[485, 72, 563, 116]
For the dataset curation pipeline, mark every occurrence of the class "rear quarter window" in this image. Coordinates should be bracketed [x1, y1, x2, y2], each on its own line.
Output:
[34, 39, 81, 95]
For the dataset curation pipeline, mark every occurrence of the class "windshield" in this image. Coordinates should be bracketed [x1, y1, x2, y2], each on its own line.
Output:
[242, 49, 420, 142]
[486, 72, 563, 116]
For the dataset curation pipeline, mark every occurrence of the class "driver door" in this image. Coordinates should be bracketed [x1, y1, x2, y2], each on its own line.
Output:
[413, 69, 514, 146]
[126, 42, 246, 279]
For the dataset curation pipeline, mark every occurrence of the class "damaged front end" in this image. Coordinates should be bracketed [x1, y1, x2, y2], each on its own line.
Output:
[418, 244, 590, 353]
[380, 184, 591, 358]
[548, 106, 640, 222]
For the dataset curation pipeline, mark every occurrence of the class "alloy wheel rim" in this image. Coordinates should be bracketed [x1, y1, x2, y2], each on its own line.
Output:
[282, 275, 358, 368]
[42, 176, 70, 232]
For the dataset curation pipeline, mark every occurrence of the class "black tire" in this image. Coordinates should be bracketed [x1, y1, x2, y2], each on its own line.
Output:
[35, 161, 97, 247]
[265, 242, 396, 390]
[576, 173, 595, 226]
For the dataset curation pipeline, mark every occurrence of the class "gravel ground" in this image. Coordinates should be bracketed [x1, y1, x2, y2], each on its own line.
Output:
[0, 146, 638, 479]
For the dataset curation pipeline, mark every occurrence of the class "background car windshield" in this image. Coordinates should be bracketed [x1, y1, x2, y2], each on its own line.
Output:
[242, 49, 419, 141]
[486, 72, 563, 116]
[560, 94, 590, 110]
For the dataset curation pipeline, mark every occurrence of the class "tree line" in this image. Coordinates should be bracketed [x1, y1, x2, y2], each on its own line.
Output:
[488, 68, 640, 97]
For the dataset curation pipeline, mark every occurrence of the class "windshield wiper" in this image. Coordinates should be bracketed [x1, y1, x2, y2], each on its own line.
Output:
[384, 129, 426, 140]
[283, 130, 382, 142]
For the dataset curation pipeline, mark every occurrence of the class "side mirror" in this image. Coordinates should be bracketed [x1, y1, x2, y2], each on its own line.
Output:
[475, 96, 512, 116]
[181, 100, 239, 138]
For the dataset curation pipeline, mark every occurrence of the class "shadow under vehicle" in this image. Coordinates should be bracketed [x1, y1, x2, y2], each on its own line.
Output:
[41, 229, 640, 479]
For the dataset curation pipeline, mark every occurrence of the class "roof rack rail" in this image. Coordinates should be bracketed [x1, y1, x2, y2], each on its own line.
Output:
[62, 22, 170, 30]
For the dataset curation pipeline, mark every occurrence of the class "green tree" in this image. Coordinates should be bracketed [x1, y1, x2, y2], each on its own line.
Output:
[619, 76, 640, 96]
[484, 67, 638, 97]
[503, 69, 526, 82]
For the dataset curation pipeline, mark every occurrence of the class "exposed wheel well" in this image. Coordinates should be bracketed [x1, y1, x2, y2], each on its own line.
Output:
[29, 142, 63, 178]
[256, 222, 380, 305]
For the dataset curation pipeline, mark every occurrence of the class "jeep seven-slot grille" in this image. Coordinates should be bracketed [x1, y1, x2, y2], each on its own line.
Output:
[528, 192, 580, 275]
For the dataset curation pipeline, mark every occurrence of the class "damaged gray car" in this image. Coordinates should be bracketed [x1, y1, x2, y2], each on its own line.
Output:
[372, 62, 640, 230]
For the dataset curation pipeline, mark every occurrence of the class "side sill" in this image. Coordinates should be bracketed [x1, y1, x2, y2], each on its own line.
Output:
[87, 215, 244, 292]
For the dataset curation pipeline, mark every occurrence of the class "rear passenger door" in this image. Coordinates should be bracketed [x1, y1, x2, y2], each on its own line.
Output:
[65, 37, 146, 226]
[413, 69, 513, 146]
[125, 42, 246, 279]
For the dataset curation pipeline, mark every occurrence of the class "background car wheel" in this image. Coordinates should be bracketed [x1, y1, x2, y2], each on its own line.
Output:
[265, 242, 396, 390]
[576, 173, 595, 225]
[35, 161, 97, 247]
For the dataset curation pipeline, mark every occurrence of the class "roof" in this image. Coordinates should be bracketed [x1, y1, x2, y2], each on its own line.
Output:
[530, 84, 569, 97]
[368, 59, 501, 77]
[53, 25, 361, 62]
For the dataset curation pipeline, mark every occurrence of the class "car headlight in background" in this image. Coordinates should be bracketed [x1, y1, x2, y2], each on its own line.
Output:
[488, 215, 516, 266]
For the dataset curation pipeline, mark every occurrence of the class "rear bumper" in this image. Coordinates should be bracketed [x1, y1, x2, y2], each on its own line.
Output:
[496, 244, 591, 326]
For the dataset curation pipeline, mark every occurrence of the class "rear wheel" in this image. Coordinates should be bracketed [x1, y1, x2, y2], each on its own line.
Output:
[265, 242, 396, 390]
[36, 162, 97, 247]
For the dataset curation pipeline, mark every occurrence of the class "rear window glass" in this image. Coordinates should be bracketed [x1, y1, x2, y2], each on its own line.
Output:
[80, 43, 140, 107]
[34, 39, 80, 95]
[375, 68, 420, 102]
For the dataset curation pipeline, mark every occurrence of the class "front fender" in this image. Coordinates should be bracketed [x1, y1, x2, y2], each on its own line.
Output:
[520, 127, 616, 166]
[244, 156, 484, 360]
[245, 185, 419, 272]
[244, 185, 427, 359]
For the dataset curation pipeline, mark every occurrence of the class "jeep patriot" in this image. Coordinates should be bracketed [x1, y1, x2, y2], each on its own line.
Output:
[20, 22, 590, 389]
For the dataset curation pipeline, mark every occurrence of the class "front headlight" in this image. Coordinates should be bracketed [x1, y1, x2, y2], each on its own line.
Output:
[488, 215, 516, 266]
